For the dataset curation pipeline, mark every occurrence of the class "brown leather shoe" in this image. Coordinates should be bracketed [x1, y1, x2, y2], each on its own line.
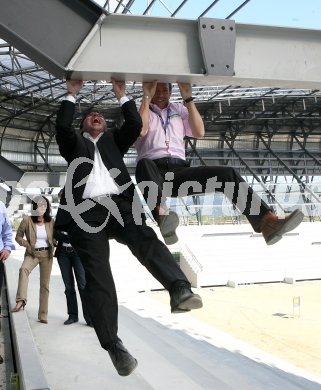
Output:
[157, 211, 179, 245]
[260, 209, 304, 245]
[170, 282, 203, 313]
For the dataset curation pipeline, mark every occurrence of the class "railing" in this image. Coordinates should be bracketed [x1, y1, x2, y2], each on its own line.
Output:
[179, 243, 203, 274]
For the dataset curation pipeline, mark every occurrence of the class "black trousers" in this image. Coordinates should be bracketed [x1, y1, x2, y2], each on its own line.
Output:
[67, 195, 188, 350]
[56, 248, 90, 323]
[135, 158, 271, 233]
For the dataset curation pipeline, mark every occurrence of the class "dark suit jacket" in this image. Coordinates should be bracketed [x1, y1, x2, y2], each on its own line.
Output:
[55, 99, 142, 228]
[54, 229, 72, 258]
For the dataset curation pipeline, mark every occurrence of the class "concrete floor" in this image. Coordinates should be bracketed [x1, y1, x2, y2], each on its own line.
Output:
[4, 243, 321, 390]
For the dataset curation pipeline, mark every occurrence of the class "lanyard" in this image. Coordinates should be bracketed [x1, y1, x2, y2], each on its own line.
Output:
[149, 105, 171, 134]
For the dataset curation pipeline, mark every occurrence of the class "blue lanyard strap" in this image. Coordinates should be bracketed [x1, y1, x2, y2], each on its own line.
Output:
[149, 105, 171, 134]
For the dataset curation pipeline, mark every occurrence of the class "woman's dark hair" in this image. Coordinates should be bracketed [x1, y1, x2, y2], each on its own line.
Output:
[30, 195, 52, 223]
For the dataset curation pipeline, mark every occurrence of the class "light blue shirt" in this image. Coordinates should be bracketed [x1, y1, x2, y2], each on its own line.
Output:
[0, 201, 15, 251]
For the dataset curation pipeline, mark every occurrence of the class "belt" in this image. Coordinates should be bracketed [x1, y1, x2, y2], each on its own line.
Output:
[34, 247, 49, 252]
[92, 194, 120, 203]
[61, 246, 75, 253]
[153, 157, 189, 167]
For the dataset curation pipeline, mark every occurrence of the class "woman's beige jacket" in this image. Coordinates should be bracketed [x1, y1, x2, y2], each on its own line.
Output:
[15, 215, 55, 259]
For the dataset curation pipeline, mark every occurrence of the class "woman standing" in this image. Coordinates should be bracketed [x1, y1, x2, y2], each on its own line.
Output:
[12, 195, 55, 324]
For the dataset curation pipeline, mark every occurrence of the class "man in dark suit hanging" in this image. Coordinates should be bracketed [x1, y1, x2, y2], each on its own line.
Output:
[55, 78, 203, 377]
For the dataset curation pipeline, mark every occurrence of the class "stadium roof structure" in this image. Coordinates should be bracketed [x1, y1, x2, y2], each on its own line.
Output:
[0, 0, 321, 218]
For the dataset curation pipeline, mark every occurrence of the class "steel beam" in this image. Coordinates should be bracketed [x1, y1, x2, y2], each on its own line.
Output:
[1, 0, 321, 88]
[0, 0, 102, 78]
[18, 172, 66, 188]
[233, 23, 321, 89]
[66, 14, 235, 81]
[0, 155, 24, 183]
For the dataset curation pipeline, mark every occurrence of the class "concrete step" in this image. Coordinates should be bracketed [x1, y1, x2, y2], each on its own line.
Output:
[5, 245, 321, 389]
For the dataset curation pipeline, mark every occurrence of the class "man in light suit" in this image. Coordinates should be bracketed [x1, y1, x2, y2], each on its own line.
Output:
[55, 79, 203, 376]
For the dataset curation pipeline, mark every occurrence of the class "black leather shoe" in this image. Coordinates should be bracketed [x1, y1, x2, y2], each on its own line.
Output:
[64, 317, 78, 325]
[108, 338, 137, 376]
[170, 282, 203, 313]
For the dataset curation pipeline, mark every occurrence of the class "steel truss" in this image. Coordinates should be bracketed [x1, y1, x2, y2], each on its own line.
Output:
[1, 0, 321, 220]
[185, 93, 321, 221]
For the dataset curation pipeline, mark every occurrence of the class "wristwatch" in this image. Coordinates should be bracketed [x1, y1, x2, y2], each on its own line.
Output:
[184, 96, 194, 104]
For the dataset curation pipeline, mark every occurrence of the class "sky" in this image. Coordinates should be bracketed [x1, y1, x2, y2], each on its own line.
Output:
[97, 0, 321, 30]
